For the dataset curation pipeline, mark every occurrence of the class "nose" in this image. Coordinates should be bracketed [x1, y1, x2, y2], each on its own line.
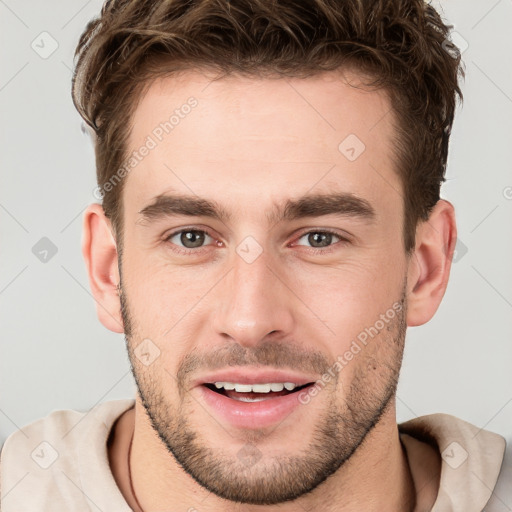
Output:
[212, 248, 295, 348]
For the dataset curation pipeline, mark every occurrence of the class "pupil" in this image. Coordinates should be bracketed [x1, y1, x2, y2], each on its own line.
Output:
[181, 231, 205, 248]
[308, 232, 332, 248]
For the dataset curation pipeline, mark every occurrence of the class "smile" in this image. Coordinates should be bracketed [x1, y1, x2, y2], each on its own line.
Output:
[199, 378, 317, 428]
[205, 381, 313, 402]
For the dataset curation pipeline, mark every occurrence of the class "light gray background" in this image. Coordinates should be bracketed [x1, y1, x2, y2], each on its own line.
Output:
[1, 0, 511, 446]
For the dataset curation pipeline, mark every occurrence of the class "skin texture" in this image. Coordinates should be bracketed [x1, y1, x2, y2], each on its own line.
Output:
[83, 69, 456, 511]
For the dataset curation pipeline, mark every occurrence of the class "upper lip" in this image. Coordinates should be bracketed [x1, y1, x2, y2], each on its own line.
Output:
[192, 368, 318, 388]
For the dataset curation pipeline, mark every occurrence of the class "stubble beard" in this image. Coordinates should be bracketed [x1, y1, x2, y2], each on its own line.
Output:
[119, 277, 408, 505]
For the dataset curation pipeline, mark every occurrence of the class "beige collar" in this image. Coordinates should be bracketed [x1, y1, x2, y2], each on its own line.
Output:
[399, 413, 505, 512]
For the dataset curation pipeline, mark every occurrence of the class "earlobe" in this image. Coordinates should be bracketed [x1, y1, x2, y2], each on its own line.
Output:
[82, 203, 125, 334]
[406, 199, 457, 327]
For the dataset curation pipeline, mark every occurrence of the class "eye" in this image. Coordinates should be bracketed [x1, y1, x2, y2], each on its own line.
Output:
[166, 229, 214, 249]
[295, 230, 344, 249]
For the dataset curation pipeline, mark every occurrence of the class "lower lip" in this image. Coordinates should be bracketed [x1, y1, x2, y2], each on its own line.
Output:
[198, 385, 312, 429]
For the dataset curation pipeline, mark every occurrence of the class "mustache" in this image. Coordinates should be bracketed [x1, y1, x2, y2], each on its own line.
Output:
[176, 340, 331, 387]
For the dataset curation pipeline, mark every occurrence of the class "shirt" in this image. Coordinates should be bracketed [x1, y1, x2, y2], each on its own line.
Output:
[0, 398, 507, 511]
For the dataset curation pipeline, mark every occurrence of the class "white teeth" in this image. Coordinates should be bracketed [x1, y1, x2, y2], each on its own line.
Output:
[252, 384, 272, 393]
[223, 383, 236, 390]
[212, 382, 299, 392]
[232, 396, 268, 402]
[234, 384, 252, 392]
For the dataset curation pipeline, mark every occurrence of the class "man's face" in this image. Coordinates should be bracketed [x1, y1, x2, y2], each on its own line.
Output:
[119, 70, 410, 504]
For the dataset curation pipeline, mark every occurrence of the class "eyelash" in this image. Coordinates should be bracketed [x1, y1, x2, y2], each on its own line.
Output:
[291, 229, 349, 254]
[164, 227, 218, 256]
[163, 228, 349, 256]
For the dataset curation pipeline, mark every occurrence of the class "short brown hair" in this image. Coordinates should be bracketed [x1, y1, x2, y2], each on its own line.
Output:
[72, 0, 464, 253]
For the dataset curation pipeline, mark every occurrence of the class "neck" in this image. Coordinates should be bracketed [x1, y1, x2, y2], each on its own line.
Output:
[110, 396, 421, 512]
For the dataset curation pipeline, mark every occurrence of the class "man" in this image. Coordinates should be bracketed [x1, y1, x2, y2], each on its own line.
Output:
[0, 0, 510, 510]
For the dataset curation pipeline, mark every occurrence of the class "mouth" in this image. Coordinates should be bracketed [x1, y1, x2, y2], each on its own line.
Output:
[198, 378, 318, 429]
[195, 369, 320, 428]
[203, 381, 315, 402]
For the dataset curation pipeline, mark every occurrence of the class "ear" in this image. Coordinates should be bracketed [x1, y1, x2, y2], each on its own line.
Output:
[82, 203, 124, 333]
[406, 199, 457, 327]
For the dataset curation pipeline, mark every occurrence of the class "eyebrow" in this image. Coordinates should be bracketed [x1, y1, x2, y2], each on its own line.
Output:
[138, 191, 376, 225]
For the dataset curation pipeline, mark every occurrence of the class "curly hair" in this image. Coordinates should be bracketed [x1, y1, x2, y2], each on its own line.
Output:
[72, 0, 464, 253]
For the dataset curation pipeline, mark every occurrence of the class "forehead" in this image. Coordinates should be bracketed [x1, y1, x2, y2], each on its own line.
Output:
[124, 69, 399, 213]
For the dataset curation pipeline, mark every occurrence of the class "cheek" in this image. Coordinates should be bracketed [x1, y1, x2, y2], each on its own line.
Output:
[127, 259, 262, 390]
[124, 254, 215, 342]
[287, 254, 404, 340]
[125, 269, 211, 392]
